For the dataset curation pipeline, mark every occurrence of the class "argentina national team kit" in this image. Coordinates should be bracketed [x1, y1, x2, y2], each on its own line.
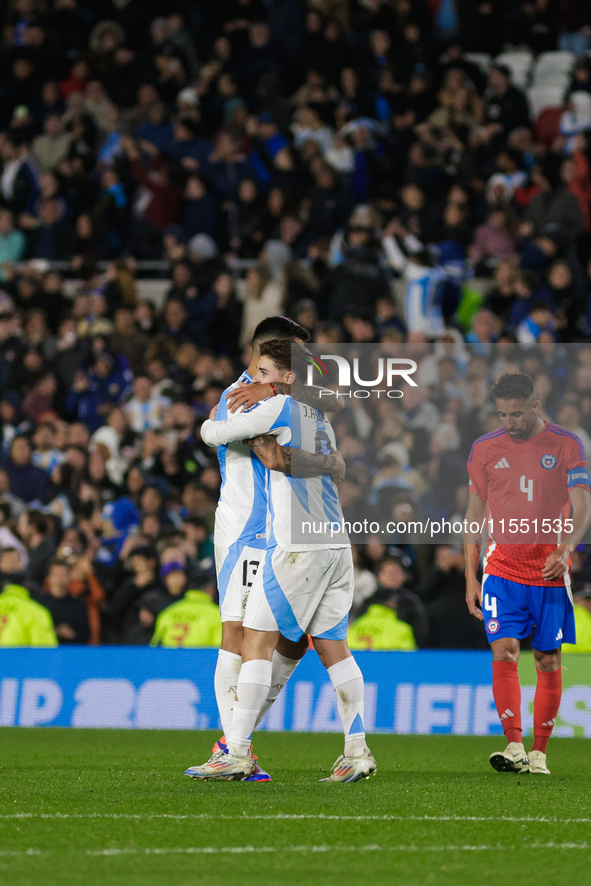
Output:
[211, 371, 267, 622]
[202, 386, 353, 642]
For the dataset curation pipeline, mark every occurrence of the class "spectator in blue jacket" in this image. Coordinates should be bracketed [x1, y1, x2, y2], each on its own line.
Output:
[66, 352, 132, 432]
[3, 435, 48, 504]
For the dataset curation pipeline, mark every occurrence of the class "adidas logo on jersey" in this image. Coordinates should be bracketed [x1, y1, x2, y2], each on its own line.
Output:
[556, 629, 563, 642]
[494, 458, 510, 469]
[500, 708, 515, 720]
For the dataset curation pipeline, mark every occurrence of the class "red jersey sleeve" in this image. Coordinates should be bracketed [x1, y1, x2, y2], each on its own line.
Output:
[564, 433, 591, 492]
[467, 440, 489, 501]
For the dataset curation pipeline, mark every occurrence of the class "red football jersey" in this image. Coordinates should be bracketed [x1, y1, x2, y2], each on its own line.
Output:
[467, 422, 590, 586]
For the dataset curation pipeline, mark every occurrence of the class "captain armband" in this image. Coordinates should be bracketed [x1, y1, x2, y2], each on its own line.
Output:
[567, 466, 591, 490]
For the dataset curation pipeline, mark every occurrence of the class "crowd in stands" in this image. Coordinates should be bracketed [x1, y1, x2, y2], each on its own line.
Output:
[1, 0, 591, 650]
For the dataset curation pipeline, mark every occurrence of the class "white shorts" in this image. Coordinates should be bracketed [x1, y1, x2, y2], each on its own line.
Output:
[243, 546, 354, 642]
[215, 543, 266, 622]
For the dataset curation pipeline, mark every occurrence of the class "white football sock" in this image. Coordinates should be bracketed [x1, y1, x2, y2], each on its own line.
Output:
[228, 659, 272, 757]
[255, 651, 301, 728]
[328, 656, 367, 757]
[214, 649, 242, 738]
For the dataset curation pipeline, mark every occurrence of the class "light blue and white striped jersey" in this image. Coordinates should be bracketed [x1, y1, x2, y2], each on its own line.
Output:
[210, 371, 267, 550]
[405, 265, 447, 338]
[201, 396, 348, 551]
[405, 261, 470, 337]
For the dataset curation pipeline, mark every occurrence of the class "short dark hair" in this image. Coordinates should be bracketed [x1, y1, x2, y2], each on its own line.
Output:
[182, 516, 208, 531]
[129, 545, 157, 561]
[0, 546, 19, 557]
[251, 315, 310, 346]
[492, 372, 535, 402]
[258, 340, 312, 377]
[491, 63, 511, 80]
[48, 558, 70, 571]
[27, 510, 49, 535]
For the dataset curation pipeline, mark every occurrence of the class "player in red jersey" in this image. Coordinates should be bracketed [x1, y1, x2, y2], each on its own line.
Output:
[464, 372, 591, 774]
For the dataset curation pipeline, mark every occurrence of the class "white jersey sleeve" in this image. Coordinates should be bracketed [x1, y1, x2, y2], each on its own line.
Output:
[210, 373, 270, 549]
[202, 396, 291, 447]
[267, 400, 349, 551]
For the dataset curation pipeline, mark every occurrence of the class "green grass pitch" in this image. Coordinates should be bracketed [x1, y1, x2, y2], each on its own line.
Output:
[0, 729, 589, 886]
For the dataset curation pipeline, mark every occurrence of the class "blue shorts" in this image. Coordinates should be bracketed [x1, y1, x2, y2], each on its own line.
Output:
[481, 574, 575, 650]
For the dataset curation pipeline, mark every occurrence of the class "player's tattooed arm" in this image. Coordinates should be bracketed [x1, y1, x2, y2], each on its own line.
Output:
[226, 381, 344, 413]
[282, 380, 344, 414]
[245, 435, 346, 485]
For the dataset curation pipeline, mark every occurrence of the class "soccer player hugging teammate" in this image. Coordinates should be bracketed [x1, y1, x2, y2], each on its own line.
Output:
[184, 317, 347, 782]
[464, 372, 591, 774]
[187, 337, 376, 783]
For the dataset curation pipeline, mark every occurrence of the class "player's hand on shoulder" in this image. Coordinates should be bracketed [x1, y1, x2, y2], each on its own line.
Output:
[465, 577, 484, 620]
[226, 382, 274, 412]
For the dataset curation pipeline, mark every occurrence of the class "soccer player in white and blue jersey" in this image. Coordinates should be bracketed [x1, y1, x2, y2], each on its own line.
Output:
[190, 340, 376, 783]
[193, 317, 345, 782]
[383, 226, 470, 337]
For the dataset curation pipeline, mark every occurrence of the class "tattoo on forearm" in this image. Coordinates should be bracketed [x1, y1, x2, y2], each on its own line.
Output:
[278, 380, 342, 413]
[248, 434, 275, 461]
[279, 446, 292, 474]
[248, 435, 335, 477]
[287, 447, 335, 477]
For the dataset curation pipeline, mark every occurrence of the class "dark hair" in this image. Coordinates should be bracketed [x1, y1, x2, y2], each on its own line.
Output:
[65, 527, 87, 550]
[541, 154, 562, 190]
[0, 546, 19, 557]
[492, 372, 535, 402]
[64, 443, 87, 457]
[182, 516, 208, 531]
[258, 339, 312, 377]
[56, 462, 77, 489]
[380, 552, 412, 572]
[491, 63, 511, 80]
[26, 510, 49, 535]
[129, 545, 157, 561]
[48, 558, 70, 571]
[251, 315, 310, 346]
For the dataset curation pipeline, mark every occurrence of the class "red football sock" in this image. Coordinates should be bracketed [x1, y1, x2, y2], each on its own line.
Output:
[532, 669, 562, 754]
[492, 661, 522, 744]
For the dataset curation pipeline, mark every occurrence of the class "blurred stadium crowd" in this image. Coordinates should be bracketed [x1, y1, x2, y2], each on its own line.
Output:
[1, 0, 591, 650]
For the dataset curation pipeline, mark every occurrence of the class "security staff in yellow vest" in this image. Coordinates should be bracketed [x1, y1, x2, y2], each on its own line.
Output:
[348, 553, 425, 650]
[0, 548, 57, 646]
[562, 588, 591, 653]
[348, 600, 417, 651]
[150, 562, 222, 647]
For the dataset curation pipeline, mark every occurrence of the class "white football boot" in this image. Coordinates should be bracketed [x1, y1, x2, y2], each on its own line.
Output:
[320, 747, 377, 783]
[489, 741, 531, 773]
[529, 750, 551, 774]
[184, 749, 255, 781]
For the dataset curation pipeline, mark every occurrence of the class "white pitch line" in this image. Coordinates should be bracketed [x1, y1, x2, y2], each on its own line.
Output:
[0, 849, 42, 857]
[1, 813, 590, 824]
[86, 843, 591, 857]
[1, 843, 589, 860]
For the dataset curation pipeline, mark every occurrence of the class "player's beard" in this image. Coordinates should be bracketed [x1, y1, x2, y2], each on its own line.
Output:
[508, 418, 537, 439]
